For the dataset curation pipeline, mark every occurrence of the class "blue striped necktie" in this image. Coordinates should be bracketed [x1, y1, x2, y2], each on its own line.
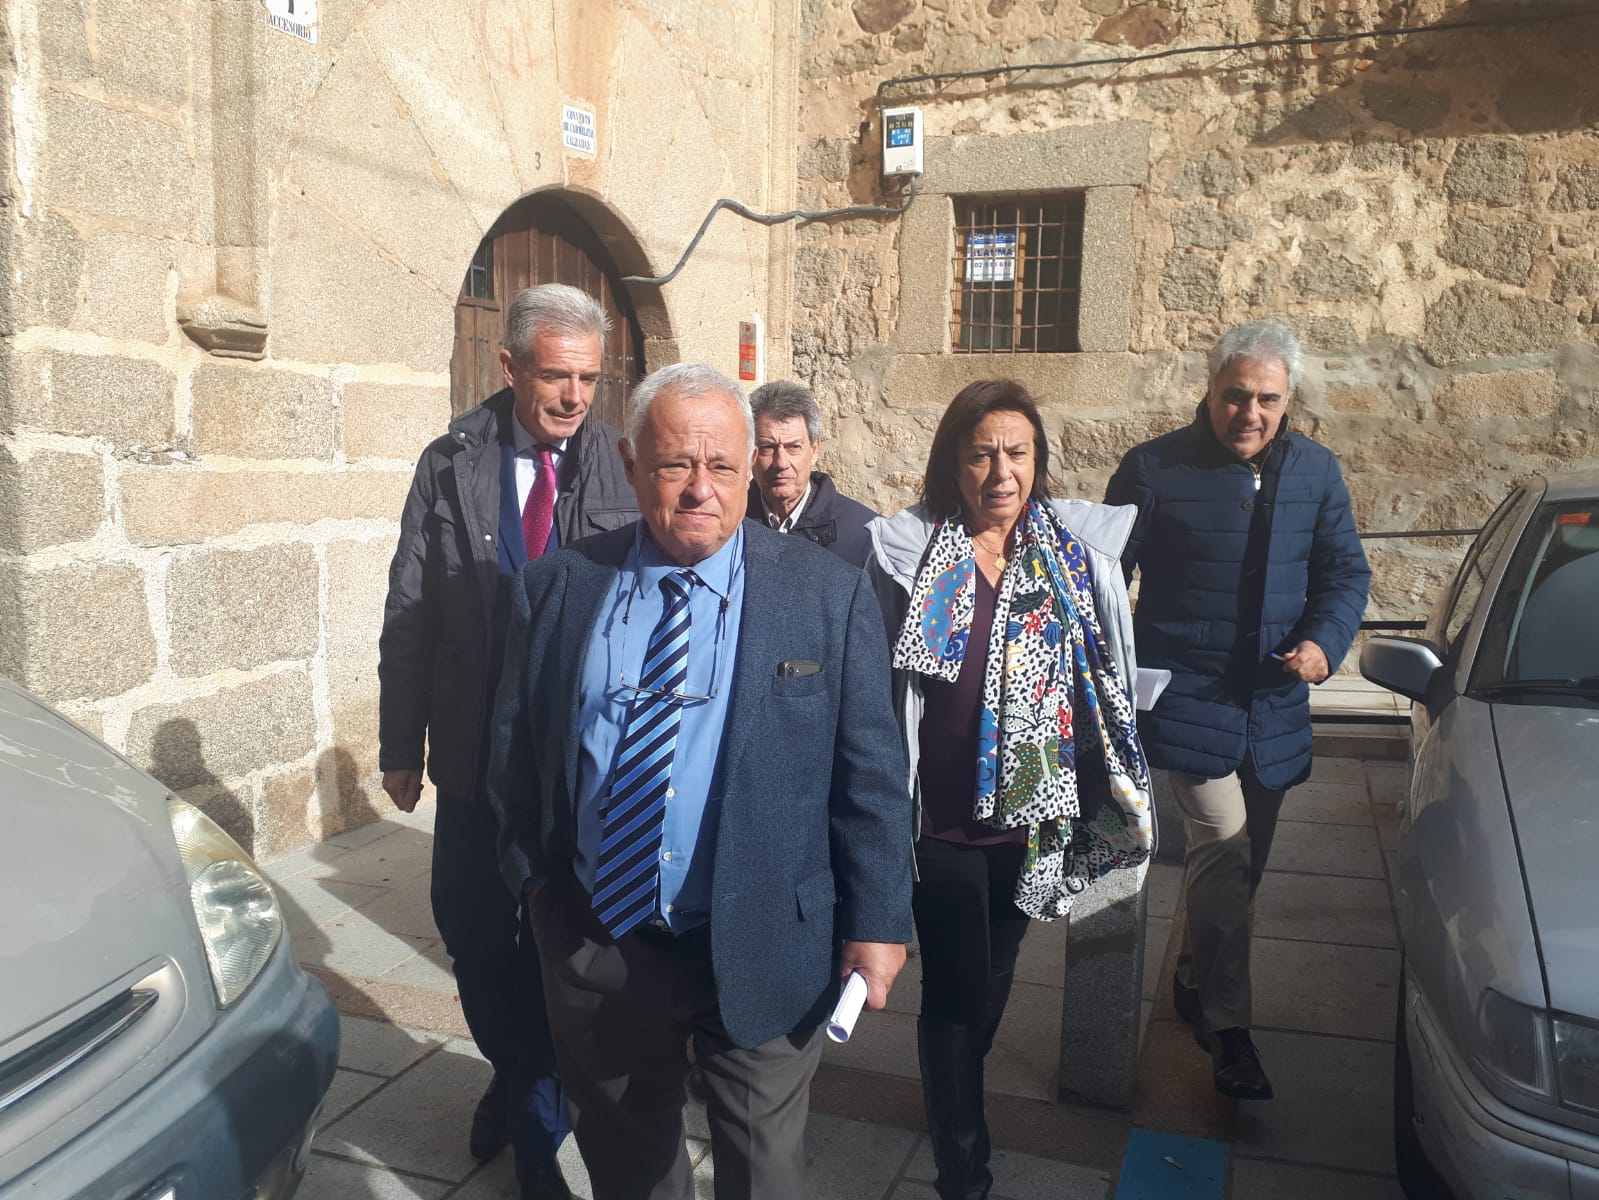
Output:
[592, 569, 695, 937]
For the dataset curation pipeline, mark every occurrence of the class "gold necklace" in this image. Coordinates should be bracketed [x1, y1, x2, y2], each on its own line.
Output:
[974, 536, 1008, 573]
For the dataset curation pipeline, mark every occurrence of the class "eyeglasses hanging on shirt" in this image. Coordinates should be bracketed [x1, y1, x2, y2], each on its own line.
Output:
[614, 566, 732, 706]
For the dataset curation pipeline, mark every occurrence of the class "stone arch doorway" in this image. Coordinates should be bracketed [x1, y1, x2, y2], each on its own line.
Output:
[451, 191, 647, 430]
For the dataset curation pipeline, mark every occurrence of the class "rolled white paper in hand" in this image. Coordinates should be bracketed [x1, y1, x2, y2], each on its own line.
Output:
[826, 970, 869, 1043]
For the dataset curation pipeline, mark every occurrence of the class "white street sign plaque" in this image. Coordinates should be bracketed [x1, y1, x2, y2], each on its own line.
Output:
[265, 0, 318, 45]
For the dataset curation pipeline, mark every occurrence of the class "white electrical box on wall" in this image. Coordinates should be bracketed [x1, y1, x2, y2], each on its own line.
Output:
[882, 107, 924, 177]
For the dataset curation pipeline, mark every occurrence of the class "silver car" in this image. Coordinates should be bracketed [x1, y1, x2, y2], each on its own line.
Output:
[1361, 469, 1599, 1200]
[0, 676, 339, 1199]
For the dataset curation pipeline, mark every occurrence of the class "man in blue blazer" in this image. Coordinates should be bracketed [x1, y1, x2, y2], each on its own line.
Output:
[1106, 318, 1369, 1103]
[487, 362, 912, 1200]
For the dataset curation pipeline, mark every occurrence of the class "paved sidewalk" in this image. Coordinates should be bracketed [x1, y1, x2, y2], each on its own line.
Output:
[264, 752, 1409, 1199]
[297, 1012, 1114, 1199]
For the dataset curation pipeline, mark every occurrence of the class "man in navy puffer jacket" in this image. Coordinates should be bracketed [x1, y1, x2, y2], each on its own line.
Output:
[1106, 319, 1369, 1102]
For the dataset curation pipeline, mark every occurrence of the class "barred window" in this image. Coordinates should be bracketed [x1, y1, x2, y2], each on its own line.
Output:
[464, 238, 494, 301]
[951, 193, 1084, 353]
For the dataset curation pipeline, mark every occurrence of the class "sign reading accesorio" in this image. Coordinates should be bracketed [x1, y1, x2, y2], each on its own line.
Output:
[265, 0, 318, 44]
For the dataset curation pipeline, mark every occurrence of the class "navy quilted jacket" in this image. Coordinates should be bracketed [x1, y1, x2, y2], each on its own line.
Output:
[1104, 411, 1370, 788]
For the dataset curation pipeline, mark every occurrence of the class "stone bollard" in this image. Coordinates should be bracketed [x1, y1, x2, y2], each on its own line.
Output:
[1057, 857, 1148, 1111]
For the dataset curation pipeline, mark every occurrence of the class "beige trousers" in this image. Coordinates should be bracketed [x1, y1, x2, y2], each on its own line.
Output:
[1170, 768, 1287, 1034]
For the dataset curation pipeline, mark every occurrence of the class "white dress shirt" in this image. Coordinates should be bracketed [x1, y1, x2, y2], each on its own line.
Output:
[763, 482, 812, 534]
[511, 415, 567, 512]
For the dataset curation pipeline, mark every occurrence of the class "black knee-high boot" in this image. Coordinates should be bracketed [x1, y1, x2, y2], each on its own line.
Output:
[917, 1018, 993, 1200]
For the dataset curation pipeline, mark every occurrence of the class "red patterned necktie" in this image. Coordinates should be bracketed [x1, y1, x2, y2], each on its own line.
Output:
[521, 444, 556, 558]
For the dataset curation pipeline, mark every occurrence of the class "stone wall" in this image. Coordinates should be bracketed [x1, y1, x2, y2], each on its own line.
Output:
[791, 0, 1599, 633]
[0, 0, 794, 855]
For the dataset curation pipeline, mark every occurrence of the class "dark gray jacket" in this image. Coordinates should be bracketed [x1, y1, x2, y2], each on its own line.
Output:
[378, 389, 637, 797]
[746, 471, 877, 568]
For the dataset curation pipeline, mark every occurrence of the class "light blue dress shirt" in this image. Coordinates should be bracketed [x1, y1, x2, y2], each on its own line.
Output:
[574, 525, 745, 932]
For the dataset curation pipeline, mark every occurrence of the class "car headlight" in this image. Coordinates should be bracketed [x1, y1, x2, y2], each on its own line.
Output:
[167, 800, 282, 1007]
[1553, 1015, 1599, 1117]
[1473, 988, 1553, 1101]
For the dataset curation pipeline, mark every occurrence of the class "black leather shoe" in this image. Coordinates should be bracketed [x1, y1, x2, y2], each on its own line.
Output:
[469, 1075, 509, 1161]
[1210, 1028, 1274, 1100]
[516, 1155, 573, 1200]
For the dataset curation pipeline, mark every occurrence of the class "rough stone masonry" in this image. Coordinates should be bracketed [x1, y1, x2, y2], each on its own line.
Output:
[791, 0, 1599, 634]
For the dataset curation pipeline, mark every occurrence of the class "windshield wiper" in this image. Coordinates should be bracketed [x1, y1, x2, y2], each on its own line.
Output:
[1475, 676, 1599, 697]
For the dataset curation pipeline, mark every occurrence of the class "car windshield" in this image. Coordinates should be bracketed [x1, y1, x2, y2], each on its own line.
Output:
[1472, 500, 1599, 703]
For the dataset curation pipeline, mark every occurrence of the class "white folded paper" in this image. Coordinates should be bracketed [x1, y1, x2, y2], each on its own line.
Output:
[826, 971, 869, 1043]
[1134, 667, 1172, 712]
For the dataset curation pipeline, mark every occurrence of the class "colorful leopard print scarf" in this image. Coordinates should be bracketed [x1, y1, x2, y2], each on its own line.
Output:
[891, 500, 1153, 919]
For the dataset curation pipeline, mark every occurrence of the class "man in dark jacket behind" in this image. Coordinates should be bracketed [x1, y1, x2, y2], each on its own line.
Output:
[1105, 318, 1369, 1103]
[378, 283, 638, 1200]
[747, 380, 876, 567]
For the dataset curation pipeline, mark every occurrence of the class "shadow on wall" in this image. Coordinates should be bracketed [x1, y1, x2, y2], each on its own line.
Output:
[148, 718, 384, 857]
[150, 716, 256, 853]
[315, 745, 383, 840]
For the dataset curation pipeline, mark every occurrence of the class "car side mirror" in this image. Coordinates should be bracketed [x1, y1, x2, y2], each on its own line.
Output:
[1360, 636, 1444, 703]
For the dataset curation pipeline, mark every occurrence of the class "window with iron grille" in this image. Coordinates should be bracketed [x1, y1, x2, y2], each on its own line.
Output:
[464, 238, 494, 301]
[951, 193, 1084, 353]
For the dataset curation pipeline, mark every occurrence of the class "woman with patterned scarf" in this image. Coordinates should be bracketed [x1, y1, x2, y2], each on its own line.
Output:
[865, 380, 1152, 1200]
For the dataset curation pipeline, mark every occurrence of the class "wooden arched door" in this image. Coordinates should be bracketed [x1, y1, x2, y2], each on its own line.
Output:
[451, 193, 645, 430]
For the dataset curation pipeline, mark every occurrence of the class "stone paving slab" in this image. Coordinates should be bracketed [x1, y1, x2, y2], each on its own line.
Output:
[434, 1138, 596, 1199]
[1142, 915, 1172, 1001]
[318, 1042, 492, 1182]
[274, 872, 388, 934]
[297, 1154, 450, 1200]
[262, 839, 352, 880]
[902, 1140, 1114, 1199]
[821, 1003, 919, 1083]
[322, 1067, 387, 1125]
[292, 826, 434, 886]
[319, 819, 415, 857]
[295, 906, 443, 978]
[1365, 762, 1408, 807]
[356, 880, 447, 940]
[338, 1013, 443, 1077]
[1229, 1157, 1405, 1199]
[803, 1113, 921, 1199]
[1253, 873, 1398, 949]
[1266, 819, 1385, 878]
[335, 832, 437, 887]
[1133, 1017, 1235, 1142]
[1012, 913, 1068, 987]
[1376, 801, 1400, 851]
[1304, 756, 1369, 785]
[1250, 937, 1399, 1042]
[1231, 1030, 1396, 1176]
[1145, 861, 1182, 919]
[1279, 780, 1373, 826]
[379, 941, 458, 991]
